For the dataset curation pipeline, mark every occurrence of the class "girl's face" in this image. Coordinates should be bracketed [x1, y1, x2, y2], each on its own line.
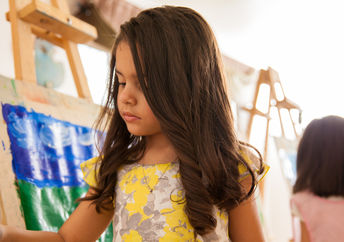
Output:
[116, 41, 162, 137]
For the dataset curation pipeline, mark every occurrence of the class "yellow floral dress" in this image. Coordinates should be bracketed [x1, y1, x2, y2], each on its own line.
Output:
[81, 157, 268, 242]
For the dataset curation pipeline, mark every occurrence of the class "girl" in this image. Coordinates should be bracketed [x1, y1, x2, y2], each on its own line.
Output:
[291, 116, 344, 242]
[0, 6, 267, 241]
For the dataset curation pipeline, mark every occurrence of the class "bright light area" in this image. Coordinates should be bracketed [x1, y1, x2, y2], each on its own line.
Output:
[256, 84, 270, 114]
[78, 45, 110, 105]
[215, 0, 344, 127]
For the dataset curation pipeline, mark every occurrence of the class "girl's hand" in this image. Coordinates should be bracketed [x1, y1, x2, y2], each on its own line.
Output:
[0, 224, 10, 242]
[0, 224, 17, 242]
[0, 188, 114, 242]
[0, 224, 64, 242]
[0, 224, 3, 241]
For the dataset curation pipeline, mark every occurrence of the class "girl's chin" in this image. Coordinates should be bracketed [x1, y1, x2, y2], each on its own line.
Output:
[128, 131, 145, 136]
[126, 127, 161, 137]
[126, 127, 147, 137]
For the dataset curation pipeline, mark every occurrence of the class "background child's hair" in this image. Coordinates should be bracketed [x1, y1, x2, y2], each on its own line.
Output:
[82, 6, 264, 235]
[293, 115, 344, 197]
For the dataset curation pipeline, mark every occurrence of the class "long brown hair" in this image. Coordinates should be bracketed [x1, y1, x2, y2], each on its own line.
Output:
[293, 115, 344, 197]
[81, 6, 263, 236]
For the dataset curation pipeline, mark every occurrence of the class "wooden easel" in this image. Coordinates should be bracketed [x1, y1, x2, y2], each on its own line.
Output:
[245, 67, 300, 160]
[243, 67, 301, 196]
[7, 0, 97, 101]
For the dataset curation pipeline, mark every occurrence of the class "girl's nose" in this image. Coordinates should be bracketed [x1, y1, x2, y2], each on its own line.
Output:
[118, 85, 137, 105]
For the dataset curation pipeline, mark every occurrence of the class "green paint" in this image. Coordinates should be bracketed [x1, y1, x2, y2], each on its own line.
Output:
[17, 180, 113, 241]
[10, 79, 18, 96]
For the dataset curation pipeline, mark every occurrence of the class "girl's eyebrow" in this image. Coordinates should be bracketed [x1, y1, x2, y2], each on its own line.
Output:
[114, 69, 123, 76]
[114, 69, 138, 79]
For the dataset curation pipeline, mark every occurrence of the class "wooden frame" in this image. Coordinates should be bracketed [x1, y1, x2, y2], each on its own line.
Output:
[7, 0, 97, 101]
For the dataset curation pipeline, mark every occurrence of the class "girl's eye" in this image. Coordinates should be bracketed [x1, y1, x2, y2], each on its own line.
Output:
[115, 74, 125, 86]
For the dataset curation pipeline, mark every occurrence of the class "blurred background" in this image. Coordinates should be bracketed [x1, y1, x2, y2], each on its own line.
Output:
[1, 0, 343, 241]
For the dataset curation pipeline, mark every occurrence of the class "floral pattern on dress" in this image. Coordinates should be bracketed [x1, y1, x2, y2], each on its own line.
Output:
[81, 157, 268, 241]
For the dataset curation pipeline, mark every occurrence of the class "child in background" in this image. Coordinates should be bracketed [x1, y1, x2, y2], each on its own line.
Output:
[0, 6, 268, 241]
[291, 116, 344, 242]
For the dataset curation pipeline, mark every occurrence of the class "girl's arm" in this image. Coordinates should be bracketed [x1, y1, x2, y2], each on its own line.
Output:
[0, 226, 64, 242]
[299, 221, 310, 242]
[228, 177, 265, 242]
[0, 188, 114, 242]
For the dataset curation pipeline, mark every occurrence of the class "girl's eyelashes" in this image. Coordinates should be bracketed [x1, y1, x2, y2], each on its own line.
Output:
[115, 75, 140, 89]
[116, 76, 126, 86]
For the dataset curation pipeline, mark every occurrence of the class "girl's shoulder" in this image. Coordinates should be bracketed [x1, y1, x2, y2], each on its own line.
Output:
[238, 149, 269, 183]
[80, 157, 100, 187]
[291, 190, 344, 241]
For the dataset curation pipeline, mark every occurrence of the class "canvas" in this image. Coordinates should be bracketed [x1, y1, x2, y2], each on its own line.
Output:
[0, 75, 112, 241]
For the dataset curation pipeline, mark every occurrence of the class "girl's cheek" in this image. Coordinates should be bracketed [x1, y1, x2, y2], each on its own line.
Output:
[116, 97, 122, 111]
[117, 90, 124, 105]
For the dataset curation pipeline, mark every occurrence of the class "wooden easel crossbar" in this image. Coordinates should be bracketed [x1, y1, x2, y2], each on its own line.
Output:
[7, 0, 98, 101]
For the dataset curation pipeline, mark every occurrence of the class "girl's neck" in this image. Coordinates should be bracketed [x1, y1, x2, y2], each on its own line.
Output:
[139, 133, 177, 165]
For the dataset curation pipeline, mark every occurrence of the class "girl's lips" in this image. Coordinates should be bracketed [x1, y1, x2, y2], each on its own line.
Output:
[122, 112, 140, 122]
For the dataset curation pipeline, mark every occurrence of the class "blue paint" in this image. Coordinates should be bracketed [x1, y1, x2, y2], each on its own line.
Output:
[2, 104, 99, 188]
[1, 140, 5, 151]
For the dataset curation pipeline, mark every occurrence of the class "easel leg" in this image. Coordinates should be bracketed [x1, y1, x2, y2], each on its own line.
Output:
[64, 42, 93, 101]
[9, 0, 36, 83]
